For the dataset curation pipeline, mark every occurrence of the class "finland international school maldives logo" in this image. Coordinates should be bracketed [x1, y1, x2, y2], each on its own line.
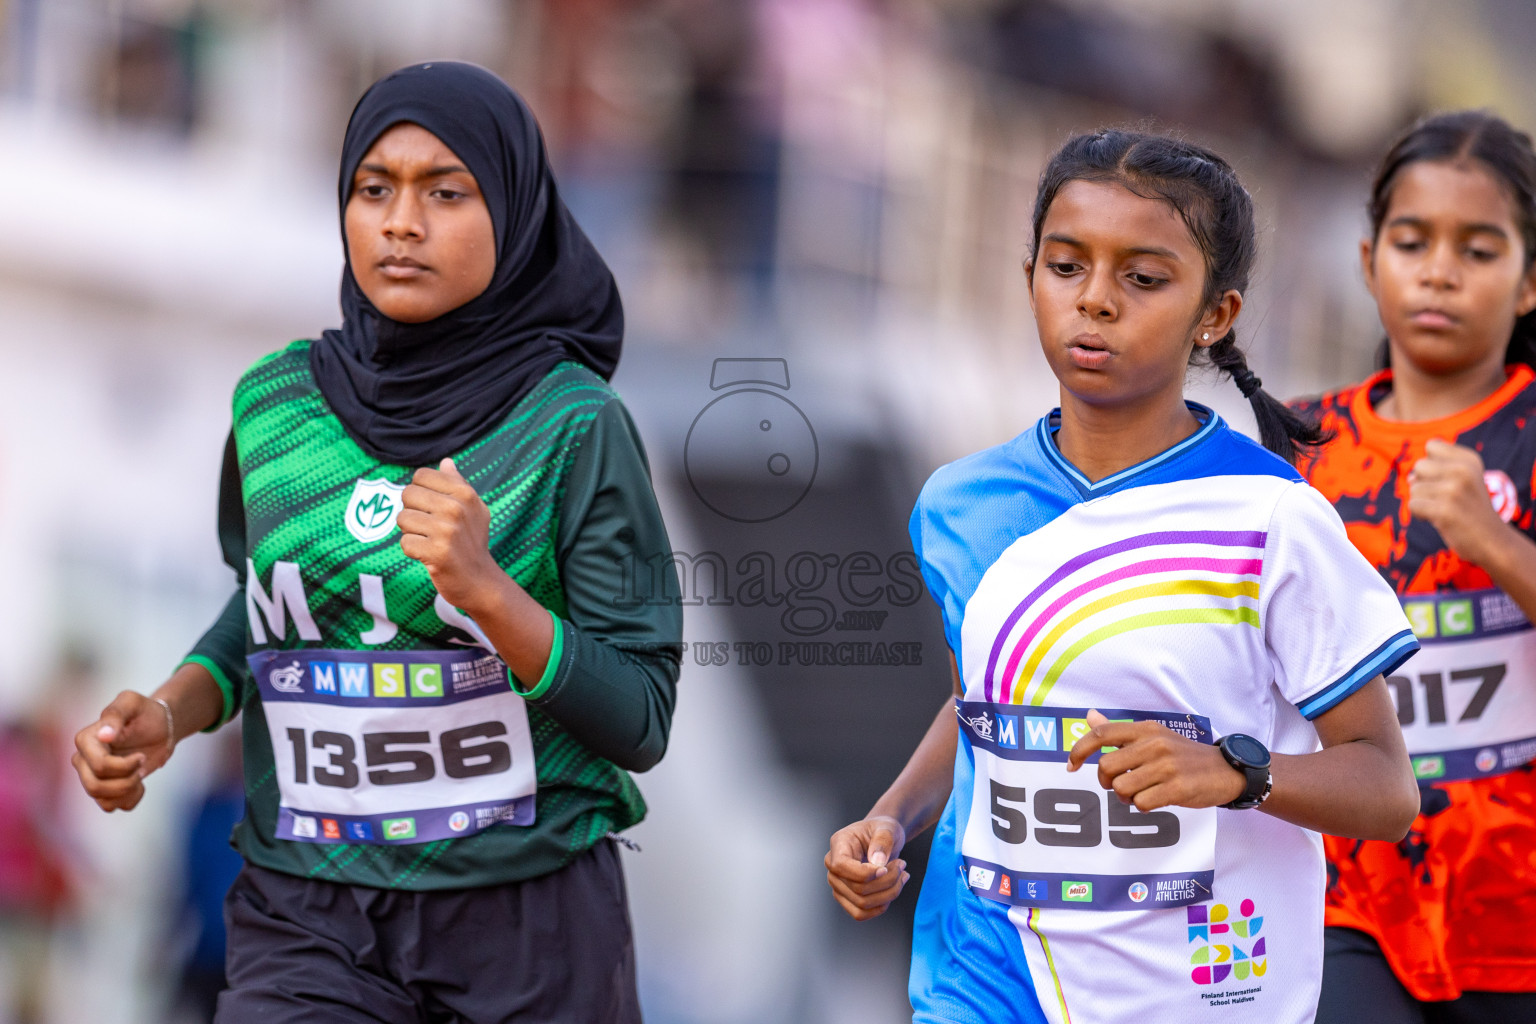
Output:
[345, 478, 406, 544]
[1188, 899, 1266, 985]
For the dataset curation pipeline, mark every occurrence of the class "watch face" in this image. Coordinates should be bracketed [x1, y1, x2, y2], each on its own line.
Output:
[1225, 734, 1269, 768]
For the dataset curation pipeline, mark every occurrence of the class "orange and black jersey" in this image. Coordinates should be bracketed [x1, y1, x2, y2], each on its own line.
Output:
[1294, 363, 1536, 593]
[1293, 363, 1536, 1001]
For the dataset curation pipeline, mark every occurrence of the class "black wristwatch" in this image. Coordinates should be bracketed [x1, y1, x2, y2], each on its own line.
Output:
[1217, 734, 1272, 810]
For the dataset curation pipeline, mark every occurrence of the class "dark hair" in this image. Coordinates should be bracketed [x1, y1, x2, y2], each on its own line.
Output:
[1029, 129, 1326, 464]
[1369, 110, 1536, 369]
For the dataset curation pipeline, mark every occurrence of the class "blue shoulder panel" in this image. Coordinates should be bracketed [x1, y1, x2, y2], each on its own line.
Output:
[909, 431, 1079, 666]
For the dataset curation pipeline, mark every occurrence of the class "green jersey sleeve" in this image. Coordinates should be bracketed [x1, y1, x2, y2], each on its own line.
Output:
[524, 399, 683, 771]
[181, 432, 252, 729]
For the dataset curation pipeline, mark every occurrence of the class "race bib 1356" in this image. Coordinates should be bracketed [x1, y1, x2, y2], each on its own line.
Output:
[249, 648, 537, 845]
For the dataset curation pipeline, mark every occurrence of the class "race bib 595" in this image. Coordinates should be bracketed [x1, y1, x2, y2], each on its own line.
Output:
[957, 701, 1216, 911]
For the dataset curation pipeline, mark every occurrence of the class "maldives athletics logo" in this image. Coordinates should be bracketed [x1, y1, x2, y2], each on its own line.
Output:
[1188, 898, 1266, 985]
[345, 478, 406, 544]
[268, 660, 304, 694]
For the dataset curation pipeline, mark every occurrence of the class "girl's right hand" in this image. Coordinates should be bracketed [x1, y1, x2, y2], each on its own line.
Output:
[825, 815, 910, 920]
[1408, 439, 1512, 567]
[71, 690, 175, 812]
[1068, 709, 1247, 809]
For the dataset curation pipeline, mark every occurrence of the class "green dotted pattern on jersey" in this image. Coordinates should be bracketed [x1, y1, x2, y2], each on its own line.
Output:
[230, 341, 644, 890]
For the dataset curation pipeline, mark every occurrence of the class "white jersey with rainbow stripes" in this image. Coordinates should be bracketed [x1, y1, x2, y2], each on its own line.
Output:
[907, 405, 1417, 1024]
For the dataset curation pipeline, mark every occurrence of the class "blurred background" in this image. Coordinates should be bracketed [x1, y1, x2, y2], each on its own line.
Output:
[0, 0, 1533, 1021]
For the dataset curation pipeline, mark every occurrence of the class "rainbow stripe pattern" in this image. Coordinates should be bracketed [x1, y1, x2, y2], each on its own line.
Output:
[984, 530, 1267, 704]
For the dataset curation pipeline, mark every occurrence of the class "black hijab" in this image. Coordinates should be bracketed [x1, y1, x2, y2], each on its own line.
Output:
[310, 62, 623, 466]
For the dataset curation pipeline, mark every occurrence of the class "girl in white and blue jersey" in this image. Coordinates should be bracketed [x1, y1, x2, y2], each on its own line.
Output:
[825, 130, 1423, 1024]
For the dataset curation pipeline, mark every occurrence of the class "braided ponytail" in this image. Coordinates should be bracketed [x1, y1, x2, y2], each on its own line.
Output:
[1032, 130, 1329, 465]
[1206, 332, 1329, 462]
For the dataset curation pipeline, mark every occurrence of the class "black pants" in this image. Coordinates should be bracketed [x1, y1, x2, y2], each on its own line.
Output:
[217, 840, 640, 1023]
[1317, 927, 1536, 1024]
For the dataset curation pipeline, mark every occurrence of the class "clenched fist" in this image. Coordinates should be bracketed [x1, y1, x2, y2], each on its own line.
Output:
[825, 815, 911, 921]
[398, 458, 503, 613]
[73, 691, 174, 812]
[1408, 439, 1515, 567]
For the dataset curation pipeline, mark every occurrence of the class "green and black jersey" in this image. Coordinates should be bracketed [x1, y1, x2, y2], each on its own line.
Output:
[184, 341, 682, 890]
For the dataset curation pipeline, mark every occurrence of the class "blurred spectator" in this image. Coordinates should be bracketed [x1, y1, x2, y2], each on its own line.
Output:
[659, 0, 780, 329]
[0, 717, 75, 1024]
[949, 0, 1289, 145]
[96, 12, 202, 134]
[167, 730, 243, 1024]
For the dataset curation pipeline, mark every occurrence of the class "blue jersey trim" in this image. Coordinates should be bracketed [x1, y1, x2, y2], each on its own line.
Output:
[1295, 629, 1420, 719]
[1037, 401, 1224, 497]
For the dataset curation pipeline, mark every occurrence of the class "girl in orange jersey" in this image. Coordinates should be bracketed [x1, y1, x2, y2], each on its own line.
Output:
[1297, 111, 1536, 1023]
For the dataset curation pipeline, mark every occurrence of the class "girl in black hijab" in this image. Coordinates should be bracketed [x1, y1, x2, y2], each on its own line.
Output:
[72, 62, 682, 1023]
[314, 60, 623, 465]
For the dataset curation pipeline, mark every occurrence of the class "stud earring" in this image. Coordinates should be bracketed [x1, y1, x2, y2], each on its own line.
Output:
[1202, 333, 1210, 341]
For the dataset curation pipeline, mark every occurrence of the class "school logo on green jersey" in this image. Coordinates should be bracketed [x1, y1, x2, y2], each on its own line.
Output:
[344, 478, 406, 544]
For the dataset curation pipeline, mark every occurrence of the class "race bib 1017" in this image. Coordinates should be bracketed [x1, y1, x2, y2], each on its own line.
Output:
[1393, 588, 1536, 783]
[957, 700, 1216, 912]
[249, 648, 537, 845]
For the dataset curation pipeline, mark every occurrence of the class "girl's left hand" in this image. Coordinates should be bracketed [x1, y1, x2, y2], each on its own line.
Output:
[1066, 710, 1245, 810]
[398, 458, 502, 611]
[1408, 439, 1511, 567]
